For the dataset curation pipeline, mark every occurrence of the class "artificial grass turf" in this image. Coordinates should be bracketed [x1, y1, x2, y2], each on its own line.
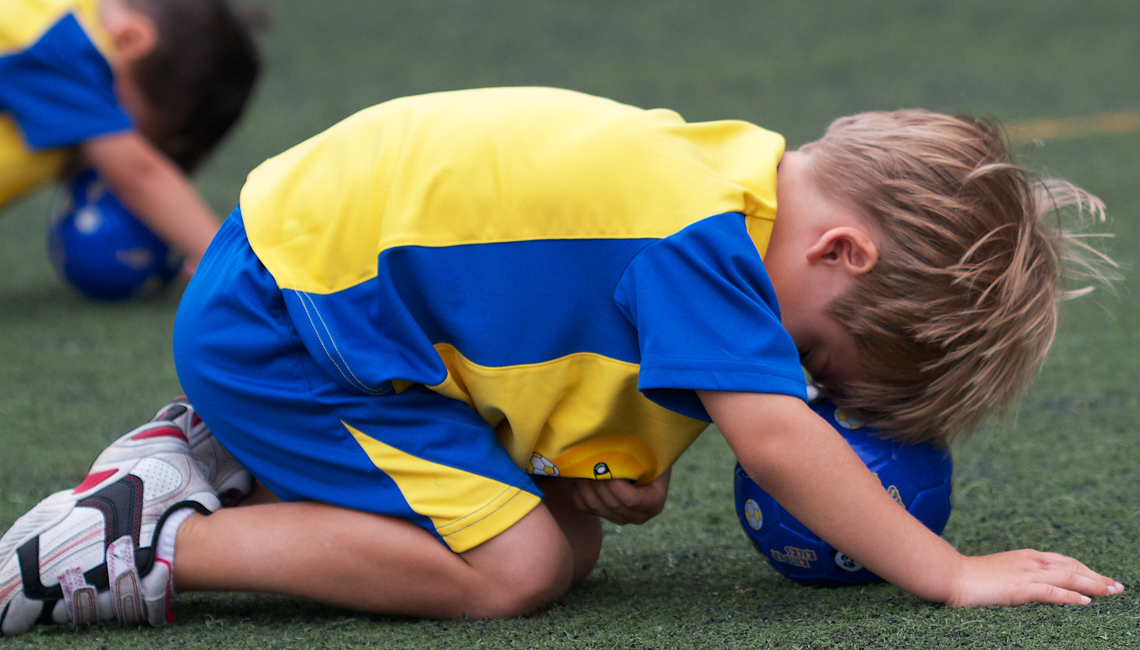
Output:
[2, 0, 1139, 647]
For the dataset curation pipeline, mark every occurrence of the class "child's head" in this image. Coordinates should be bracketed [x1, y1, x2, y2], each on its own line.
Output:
[113, 0, 261, 172]
[800, 109, 1114, 446]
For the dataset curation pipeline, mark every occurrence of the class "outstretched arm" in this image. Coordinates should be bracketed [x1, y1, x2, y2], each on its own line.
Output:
[82, 131, 220, 276]
[700, 389, 1122, 607]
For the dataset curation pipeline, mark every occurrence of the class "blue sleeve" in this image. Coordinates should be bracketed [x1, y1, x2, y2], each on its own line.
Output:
[613, 212, 808, 421]
[0, 13, 132, 150]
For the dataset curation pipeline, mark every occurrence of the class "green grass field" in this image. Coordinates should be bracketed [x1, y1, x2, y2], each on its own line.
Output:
[2, 0, 1139, 647]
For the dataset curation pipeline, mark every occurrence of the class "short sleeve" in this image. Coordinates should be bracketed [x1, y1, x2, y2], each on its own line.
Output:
[612, 212, 808, 421]
[0, 13, 132, 150]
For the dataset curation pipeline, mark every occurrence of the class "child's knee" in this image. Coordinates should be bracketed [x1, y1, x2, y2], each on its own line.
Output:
[459, 506, 575, 618]
[479, 556, 572, 618]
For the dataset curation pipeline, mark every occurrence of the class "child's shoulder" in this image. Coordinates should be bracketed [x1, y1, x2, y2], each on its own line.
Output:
[2, 0, 114, 56]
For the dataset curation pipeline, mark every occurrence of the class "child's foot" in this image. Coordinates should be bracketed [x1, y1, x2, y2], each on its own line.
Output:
[0, 419, 220, 635]
[151, 397, 252, 506]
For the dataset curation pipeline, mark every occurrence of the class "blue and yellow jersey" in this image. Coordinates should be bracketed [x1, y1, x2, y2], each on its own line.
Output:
[0, 0, 131, 206]
[239, 87, 808, 485]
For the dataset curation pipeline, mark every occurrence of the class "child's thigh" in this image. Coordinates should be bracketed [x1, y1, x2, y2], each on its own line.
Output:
[173, 214, 542, 554]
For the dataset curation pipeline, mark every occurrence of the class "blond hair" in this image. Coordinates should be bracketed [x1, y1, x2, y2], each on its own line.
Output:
[803, 110, 1116, 446]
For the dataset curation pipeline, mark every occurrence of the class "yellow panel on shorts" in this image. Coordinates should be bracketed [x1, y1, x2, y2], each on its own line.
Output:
[345, 423, 541, 553]
[427, 343, 708, 485]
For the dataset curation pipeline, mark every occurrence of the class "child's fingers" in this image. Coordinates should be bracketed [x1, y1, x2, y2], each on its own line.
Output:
[569, 480, 602, 514]
[953, 550, 1123, 607]
[585, 481, 630, 511]
[570, 480, 633, 522]
[597, 478, 643, 507]
[1028, 551, 1122, 595]
[1038, 565, 1123, 599]
[1011, 579, 1118, 606]
[1004, 584, 1092, 607]
[569, 480, 661, 525]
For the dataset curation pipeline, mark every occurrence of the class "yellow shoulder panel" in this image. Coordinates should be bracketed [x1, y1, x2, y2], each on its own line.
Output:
[241, 88, 784, 294]
[0, 0, 111, 56]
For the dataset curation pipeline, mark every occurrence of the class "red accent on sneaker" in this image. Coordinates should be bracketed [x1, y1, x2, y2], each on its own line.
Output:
[191, 414, 201, 427]
[73, 469, 118, 493]
[157, 558, 176, 623]
[130, 425, 189, 443]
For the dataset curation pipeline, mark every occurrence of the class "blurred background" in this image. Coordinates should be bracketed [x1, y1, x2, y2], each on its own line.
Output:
[1, 1, 1137, 647]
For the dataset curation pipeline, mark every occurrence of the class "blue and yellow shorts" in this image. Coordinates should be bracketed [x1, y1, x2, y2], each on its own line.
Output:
[173, 211, 543, 553]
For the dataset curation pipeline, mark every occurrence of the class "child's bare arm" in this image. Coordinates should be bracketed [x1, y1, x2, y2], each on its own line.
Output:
[81, 131, 220, 275]
[699, 389, 1122, 606]
[568, 468, 671, 525]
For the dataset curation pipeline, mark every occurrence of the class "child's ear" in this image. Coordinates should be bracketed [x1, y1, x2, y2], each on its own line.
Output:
[805, 227, 878, 275]
[106, 10, 158, 61]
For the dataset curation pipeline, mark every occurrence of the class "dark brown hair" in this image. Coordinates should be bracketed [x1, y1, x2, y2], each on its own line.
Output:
[125, 0, 262, 172]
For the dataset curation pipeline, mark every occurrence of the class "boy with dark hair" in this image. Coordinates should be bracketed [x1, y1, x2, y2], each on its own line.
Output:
[0, 87, 1121, 634]
[0, 0, 260, 274]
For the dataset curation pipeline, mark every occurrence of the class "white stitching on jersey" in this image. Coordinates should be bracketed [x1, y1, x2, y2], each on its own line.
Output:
[439, 485, 523, 538]
[293, 291, 387, 395]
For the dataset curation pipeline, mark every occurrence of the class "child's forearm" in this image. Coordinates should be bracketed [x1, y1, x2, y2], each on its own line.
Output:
[699, 390, 1120, 606]
[781, 440, 963, 601]
[81, 132, 220, 274]
[705, 390, 960, 600]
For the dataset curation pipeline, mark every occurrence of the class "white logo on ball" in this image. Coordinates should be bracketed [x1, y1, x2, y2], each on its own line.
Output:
[75, 206, 102, 234]
[744, 498, 763, 530]
[833, 551, 863, 572]
[833, 408, 864, 430]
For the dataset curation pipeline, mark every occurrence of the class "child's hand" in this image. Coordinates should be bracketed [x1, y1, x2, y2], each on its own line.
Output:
[569, 469, 671, 525]
[949, 550, 1124, 607]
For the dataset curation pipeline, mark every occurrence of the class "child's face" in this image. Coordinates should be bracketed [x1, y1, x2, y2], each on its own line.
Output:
[787, 306, 863, 393]
[766, 150, 878, 393]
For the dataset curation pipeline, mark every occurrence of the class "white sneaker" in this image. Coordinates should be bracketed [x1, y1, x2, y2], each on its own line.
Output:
[151, 397, 252, 506]
[0, 421, 220, 635]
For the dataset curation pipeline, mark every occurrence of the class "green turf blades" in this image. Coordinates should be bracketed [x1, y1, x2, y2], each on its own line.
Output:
[1, 0, 1136, 646]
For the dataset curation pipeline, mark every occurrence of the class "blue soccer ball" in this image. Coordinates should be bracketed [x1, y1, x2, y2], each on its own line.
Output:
[734, 396, 953, 586]
[47, 170, 182, 301]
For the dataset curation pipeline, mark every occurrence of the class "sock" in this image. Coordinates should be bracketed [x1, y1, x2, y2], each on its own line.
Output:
[155, 507, 195, 595]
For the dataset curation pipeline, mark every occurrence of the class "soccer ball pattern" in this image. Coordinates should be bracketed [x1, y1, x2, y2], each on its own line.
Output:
[734, 396, 953, 586]
[529, 453, 560, 477]
[743, 498, 763, 530]
[47, 170, 183, 301]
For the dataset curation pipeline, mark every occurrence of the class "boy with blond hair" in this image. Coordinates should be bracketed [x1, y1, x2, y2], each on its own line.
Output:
[0, 87, 1121, 633]
[1, 0, 260, 274]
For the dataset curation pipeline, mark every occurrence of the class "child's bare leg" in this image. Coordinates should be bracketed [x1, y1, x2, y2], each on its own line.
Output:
[535, 478, 602, 586]
[237, 478, 601, 586]
[173, 500, 573, 619]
